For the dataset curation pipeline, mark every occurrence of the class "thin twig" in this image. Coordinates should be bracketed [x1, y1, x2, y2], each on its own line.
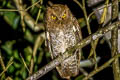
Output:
[0, 0, 41, 12]
[88, 38, 99, 58]
[0, 56, 13, 77]
[13, 0, 26, 31]
[20, 53, 30, 73]
[13, 0, 44, 32]
[74, 0, 98, 68]
[27, 57, 61, 80]
[5, 76, 13, 80]
[6, 57, 14, 67]
[73, 0, 83, 10]
[29, 35, 44, 75]
[29, 0, 43, 74]
[0, 62, 13, 76]
[79, 68, 93, 80]
[88, 3, 112, 22]
[35, 0, 43, 25]
[25, 0, 42, 12]
[0, 51, 6, 70]
[83, 53, 120, 80]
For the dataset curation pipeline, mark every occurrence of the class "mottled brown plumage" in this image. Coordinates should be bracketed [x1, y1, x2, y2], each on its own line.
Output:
[45, 4, 82, 79]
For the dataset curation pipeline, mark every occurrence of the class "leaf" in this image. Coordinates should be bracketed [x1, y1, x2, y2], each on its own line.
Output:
[15, 71, 20, 76]
[1, 73, 5, 80]
[52, 75, 58, 80]
[100, 0, 109, 24]
[8, 65, 15, 73]
[13, 50, 19, 60]
[46, 52, 51, 58]
[22, 69, 27, 79]
[3, 12, 20, 30]
[39, 12, 44, 21]
[75, 75, 84, 80]
[6, 1, 15, 8]
[14, 77, 21, 80]
[24, 30, 34, 43]
[78, 18, 86, 28]
[14, 62, 21, 69]
[26, 55, 32, 62]
[1, 40, 16, 55]
[30, 7, 39, 16]
[34, 64, 38, 72]
[37, 51, 43, 64]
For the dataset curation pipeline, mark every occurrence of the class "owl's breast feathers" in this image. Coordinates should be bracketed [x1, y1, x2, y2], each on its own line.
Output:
[49, 26, 80, 79]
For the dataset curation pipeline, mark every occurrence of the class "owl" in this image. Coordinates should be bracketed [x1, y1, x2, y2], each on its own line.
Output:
[45, 4, 82, 79]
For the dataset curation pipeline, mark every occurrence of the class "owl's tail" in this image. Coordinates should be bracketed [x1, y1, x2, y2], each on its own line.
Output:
[56, 51, 80, 79]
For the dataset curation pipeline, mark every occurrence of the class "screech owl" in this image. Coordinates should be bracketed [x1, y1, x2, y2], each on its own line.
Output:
[45, 4, 82, 79]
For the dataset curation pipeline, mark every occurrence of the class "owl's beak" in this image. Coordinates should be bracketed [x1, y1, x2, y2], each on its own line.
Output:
[57, 20, 62, 24]
[58, 17, 62, 21]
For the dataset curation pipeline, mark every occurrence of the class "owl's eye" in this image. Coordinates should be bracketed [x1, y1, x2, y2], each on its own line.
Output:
[62, 13, 66, 19]
[51, 15, 56, 20]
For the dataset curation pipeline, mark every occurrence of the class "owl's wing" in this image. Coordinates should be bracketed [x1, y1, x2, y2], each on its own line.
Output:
[73, 17, 82, 68]
[73, 17, 83, 40]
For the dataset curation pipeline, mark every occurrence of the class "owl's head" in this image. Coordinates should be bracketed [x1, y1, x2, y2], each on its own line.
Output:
[45, 4, 72, 23]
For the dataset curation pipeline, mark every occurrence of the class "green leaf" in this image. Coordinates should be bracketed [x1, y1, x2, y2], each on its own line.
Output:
[24, 46, 32, 55]
[26, 55, 32, 62]
[15, 71, 20, 76]
[14, 62, 21, 69]
[39, 12, 44, 21]
[78, 18, 86, 28]
[30, 7, 39, 16]
[37, 51, 43, 64]
[8, 65, 15, 73]
[13, 16, 20, 29]
[13, 50, 19, 60]
[6, 1, 15, 8]
[34, 64, 38, 72]
[46, 52, 51, 58]
[14, 77, 21, 80]
[2, 1, 7, 7]
[75, 75, 84, 80]
[52, 75, 58, 80]
[24, 30, 34, 43]
[1, 40, 16, 55]
[22, 69, 27, 79]
[34, 56, 37, 63]
[4, 12, 20, 30]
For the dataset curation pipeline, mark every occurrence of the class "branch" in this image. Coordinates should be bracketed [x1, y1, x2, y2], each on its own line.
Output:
[29, 35, 44, 75]
[26, 21, 120, 80]
[13, 0, 44, 32]
[27, 57, 60, 80]
[80, 57, 100, 67]
[74, 0, 98, 68]
[111, 0, 120, 80]
[83, 53, 120, 80]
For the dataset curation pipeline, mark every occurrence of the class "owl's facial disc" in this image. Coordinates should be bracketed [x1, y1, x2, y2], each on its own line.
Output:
[51, 11, 67, 21]
[50, 5, 69, 20]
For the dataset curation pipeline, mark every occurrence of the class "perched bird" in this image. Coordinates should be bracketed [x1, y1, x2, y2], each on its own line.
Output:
[45, 4, 82, 79]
